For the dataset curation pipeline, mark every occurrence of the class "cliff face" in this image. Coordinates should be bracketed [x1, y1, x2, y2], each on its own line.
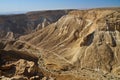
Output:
[0, 10, 72, 39]
[0, 8, 120, 80]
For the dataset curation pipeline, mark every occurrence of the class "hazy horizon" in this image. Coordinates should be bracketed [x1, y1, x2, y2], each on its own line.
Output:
[0, 0, 120, 14]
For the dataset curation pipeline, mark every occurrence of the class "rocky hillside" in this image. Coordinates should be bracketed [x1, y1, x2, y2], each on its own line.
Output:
[0, 10, 72, 39]
[0, 8, 120, 80]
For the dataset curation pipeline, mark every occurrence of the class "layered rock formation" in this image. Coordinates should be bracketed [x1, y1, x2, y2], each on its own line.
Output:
[0, 10, 72, 39]
[0, 8, 120, 80]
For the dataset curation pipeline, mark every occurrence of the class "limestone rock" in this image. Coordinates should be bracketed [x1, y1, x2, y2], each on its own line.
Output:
[17, 8, 120, 79]
[0, 7, 120, 80]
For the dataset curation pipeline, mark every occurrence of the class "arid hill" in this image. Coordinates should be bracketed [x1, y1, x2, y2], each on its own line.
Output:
[0, 8, 120, 80]
[0, 10, 72, 39]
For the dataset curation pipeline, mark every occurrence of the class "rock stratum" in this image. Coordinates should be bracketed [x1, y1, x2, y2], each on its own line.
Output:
[0, 10, 72, 39]
[0, 8, 120, 80]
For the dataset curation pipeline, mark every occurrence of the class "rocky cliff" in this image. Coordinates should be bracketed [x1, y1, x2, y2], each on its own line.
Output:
[0, 10, 72, 39]
[0, 8, 120, 80]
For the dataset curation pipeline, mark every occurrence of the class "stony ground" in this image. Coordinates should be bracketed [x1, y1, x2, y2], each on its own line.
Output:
[0, 7, 120, 80]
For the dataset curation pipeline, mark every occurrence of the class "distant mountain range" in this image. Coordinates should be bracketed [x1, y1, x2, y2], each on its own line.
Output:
[0, 11, 27, 15]
[0, 9, 73, 39]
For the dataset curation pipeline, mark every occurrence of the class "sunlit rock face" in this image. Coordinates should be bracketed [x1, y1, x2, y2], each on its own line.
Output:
[0, 8, 120, 80]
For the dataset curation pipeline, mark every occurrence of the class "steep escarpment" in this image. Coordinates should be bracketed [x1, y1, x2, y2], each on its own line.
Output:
[0, 8, 120, 80]
[0, 10, 72, 39]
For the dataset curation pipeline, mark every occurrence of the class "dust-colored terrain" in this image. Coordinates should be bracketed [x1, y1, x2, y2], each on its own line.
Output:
[0, 10, 72, 39]
[0, 8, 120, 80]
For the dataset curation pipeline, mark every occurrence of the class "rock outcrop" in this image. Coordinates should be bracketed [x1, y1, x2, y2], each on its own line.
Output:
[0, 8, 120, 80]
[0, 50, 43, 80]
